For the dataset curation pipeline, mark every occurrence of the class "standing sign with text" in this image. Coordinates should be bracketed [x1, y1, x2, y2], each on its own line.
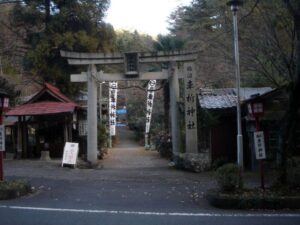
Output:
[109, 82, 118, 136]
[0, 125, 4, 151]
[145, 80, 156, 134]
[254, 131, 266, 159]
[184, 63, 198, 153]
[62, 142, 79, 166]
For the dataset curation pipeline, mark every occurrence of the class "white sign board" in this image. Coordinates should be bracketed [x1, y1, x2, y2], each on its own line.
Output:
[254, 131, 266, 160]
[62, 142, 79, 166]
[0, 125, 5, 151]
[145, 80, 156, 134]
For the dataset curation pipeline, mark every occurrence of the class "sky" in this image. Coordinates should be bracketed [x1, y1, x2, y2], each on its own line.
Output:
[105, 0, 192, 37]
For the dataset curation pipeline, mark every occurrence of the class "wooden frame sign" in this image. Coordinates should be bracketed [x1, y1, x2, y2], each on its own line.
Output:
[62, 142, 79, 167]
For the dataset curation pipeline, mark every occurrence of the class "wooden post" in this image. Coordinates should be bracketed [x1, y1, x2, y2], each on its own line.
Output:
[0, 105, 3, 180]
[17, 116, 22, 158]
[22, 116, 28, 158]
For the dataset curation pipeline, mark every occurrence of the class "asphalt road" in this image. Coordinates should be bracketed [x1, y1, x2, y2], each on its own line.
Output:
[1, 127, 299, 225]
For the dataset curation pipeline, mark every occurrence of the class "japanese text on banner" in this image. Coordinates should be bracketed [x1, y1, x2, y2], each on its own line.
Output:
[109, 82, 118, 136]
[145, 80, 156, 134]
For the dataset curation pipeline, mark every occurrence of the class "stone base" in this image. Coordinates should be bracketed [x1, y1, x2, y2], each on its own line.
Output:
[173, 152, 211, 172]
[40, 151, 51, 161]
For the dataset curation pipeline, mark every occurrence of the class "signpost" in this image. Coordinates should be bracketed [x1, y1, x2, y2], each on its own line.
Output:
[248, 101, 265, 189]
[62, 142, 79, 167]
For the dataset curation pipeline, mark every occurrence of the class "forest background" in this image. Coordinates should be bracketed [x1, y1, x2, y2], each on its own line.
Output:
[0, 0, 299, 183]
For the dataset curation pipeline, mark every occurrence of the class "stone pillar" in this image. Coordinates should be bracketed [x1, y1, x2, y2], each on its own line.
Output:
[169, 62, 180, 155]
[184, 62, 198, 154]
[87, 64, 98, 164]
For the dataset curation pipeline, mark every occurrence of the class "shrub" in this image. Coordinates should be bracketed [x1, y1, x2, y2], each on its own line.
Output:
[212, 157, 230, 170]
[0, 180, 32, 200]
[154, 133, 172, 158]
[216, 163, 241, 192]
[287, 157, 300, 188]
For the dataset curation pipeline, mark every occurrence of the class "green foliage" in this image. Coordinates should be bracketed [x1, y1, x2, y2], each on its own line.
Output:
[169, 0, 294, 88]
[215, 163, 241, 192]
[0, 76, 20, 100]
[0, 179, 30, 191]
[198, 109, 219, 128]
[97, 123, 107, 148]
[153, 34, 184, 51]
[115, 30, 154, 52]
[287, 157, 300, 188]
[212, 157, 230, 170]
[11, 0, 115, 97]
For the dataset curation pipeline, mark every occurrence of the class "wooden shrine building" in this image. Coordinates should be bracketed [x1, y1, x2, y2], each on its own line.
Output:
[5, 83, 84, 159]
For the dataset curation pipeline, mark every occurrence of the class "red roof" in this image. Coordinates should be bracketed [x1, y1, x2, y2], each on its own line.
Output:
[5, 101, 77, 116]
[27, 82, 75, 104]
[6, 82, 81, 116]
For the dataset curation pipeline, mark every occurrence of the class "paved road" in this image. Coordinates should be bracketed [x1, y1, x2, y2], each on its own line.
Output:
[1, 127, 299, 225]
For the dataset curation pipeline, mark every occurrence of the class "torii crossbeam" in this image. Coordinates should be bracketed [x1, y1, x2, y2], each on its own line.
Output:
[61, 50, 199, 165]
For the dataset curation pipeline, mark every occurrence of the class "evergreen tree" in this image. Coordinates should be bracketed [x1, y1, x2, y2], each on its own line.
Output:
[11, 0, 115, 96]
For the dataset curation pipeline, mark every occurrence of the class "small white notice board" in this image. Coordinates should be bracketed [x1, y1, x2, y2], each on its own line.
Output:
[0, 125, 5, 151]
[62, 142, 79, 167]
[254, 131, 266, 160]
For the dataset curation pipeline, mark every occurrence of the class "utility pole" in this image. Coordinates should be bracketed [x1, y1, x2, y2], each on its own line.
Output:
[227, 0, 244, 172]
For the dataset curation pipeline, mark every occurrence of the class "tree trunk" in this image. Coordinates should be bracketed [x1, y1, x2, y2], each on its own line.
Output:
[45, 0, 50, 32]
[280, 1, 300, 184]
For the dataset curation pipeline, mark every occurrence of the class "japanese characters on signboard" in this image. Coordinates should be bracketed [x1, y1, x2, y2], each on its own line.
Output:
[78, 120, 87, 136]
[0, 125, 4, 151]
[62, 142, 79, 166]
[184, 63, 198, 153]
[145, 80, 156, 134]
[254, 131, 266, 160]
[184, 64, 197, 132]
[109, 82, 118, 136]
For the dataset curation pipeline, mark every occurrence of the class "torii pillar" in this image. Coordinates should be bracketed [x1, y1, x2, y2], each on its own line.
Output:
[169, 62, 180, 154]
[61, 50, 198, 166]
[87, 64, 98, 164]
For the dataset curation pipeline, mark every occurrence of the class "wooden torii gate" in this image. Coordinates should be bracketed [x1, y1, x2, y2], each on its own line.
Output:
[61, 50, 199, 165]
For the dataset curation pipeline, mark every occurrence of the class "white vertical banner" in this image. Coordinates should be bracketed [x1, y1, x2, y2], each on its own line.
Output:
[145, 80, 156, 134]
[184, 63, 198, 153]
[109, 82, 118, 136]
